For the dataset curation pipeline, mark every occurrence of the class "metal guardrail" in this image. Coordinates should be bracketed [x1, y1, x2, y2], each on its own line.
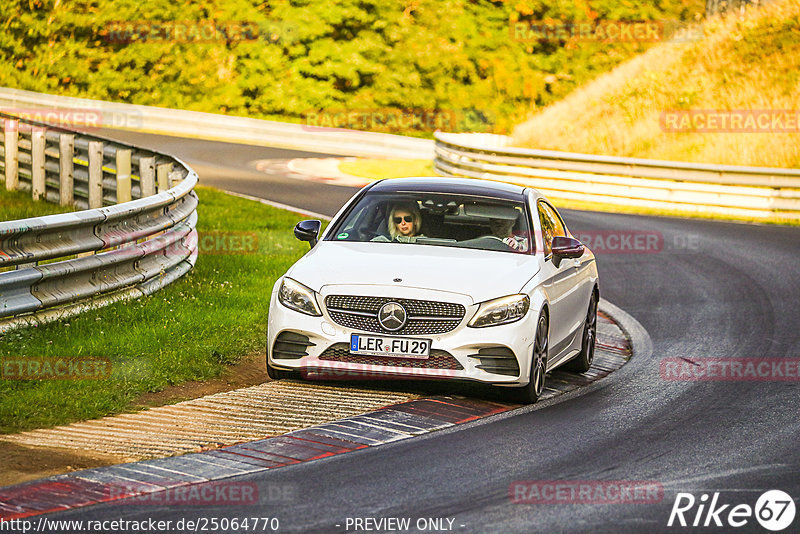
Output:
[434, 132, 800, 220]
[0, 112, 198, 323]
[0, 87, 434, 160]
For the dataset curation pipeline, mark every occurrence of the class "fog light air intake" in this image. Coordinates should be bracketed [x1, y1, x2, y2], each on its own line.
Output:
[272, 331, 315, 360]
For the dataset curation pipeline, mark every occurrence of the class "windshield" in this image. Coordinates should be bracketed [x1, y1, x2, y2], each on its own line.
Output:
[326, 192, 533, 254]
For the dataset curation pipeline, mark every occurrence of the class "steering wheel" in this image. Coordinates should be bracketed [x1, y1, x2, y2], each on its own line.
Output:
[486, 235, 520, 250]
[357, 228, 380, 240]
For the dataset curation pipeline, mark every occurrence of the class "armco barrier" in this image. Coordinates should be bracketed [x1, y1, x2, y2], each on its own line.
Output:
[434, 132, 800, 220]
[0, 87, 433, 159]
[0, 112, 198, 328]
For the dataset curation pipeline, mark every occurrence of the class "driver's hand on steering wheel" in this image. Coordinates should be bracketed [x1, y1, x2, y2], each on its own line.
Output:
[503, 237, 520, 250]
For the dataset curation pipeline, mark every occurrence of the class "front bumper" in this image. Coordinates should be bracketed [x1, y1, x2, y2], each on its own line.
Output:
[267, 283, 538, 386]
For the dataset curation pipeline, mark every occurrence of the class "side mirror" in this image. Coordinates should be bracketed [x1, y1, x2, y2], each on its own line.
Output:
[294, 220, 321, 248]
[551, 236, 584, 267]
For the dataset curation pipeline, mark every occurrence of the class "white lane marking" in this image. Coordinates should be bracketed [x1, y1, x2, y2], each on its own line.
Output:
[221, 189, 332, 220]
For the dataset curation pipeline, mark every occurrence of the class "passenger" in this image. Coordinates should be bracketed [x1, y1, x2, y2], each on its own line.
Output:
[388, 202, 422, 240]
[489, 218, 527, 251]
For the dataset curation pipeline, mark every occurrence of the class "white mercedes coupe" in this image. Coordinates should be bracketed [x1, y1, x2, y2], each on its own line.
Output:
[267, 177, 599, 403]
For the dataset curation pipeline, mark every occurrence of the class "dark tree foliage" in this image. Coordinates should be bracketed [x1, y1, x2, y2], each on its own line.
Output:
[0, 0, 704, 134]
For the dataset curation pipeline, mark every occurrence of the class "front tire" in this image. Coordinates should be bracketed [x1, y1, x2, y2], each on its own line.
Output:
[511, 313, 548, 404]
[564, 293, 597, 373]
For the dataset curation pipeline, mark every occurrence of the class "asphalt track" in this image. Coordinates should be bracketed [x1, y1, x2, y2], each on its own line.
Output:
[93, 128, 349, 215]
[38, 131, 800, 533]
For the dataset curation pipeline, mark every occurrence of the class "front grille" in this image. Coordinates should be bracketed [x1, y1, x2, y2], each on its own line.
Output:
[319, 343, 464, 370]
[325, 295, 466, 336]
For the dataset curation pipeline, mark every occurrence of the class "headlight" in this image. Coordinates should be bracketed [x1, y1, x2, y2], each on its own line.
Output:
[468, 294, 530, 328]
[278, 278, 322, 316]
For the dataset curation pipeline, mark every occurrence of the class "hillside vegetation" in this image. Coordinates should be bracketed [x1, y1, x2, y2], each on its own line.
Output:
[0, 0, 703, 135]
[512, 0, 800, 168]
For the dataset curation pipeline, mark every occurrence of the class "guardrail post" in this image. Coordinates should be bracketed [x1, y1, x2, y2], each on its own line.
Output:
[0, 114, 200, 324]
[88, 140, 103, 208]
[116, 149, 132, 203]
[168, 169, 182, 189]
[157, 163, 172, 192]
[4, 119, 18, 191]
[59, 133, 74, 206]
[140, 156, 155, 197]
[31, 128, 46, 201]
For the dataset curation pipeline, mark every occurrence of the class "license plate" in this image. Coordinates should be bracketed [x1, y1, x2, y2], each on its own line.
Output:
[350, 334, 431, 359]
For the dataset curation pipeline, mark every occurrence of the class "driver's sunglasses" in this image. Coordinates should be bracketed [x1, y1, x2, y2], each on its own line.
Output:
[393, 215, 414, 224]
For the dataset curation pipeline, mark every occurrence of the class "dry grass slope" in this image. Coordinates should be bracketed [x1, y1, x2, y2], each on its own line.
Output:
[511, 0, 800, 169]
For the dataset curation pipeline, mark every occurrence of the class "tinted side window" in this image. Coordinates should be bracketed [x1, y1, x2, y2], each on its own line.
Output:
[543, 203, 566, 238]
[538, 201, 566, 256]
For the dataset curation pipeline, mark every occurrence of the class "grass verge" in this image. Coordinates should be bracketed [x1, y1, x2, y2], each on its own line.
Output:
[0, 188, 73, 220]
[0, 185, 310, 434]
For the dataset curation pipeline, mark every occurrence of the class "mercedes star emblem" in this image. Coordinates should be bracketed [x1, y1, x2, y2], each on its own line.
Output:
[378, 302, 407, 332]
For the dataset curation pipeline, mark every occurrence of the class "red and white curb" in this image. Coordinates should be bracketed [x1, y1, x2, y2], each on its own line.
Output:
[0, 306, 631, 521]
[252, 158, 371, 188]
[0, 397, 509, 521]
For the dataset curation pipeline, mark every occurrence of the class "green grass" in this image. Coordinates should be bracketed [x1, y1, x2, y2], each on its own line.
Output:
[0, 188, 73, 220]
[0, 185, 311, 434]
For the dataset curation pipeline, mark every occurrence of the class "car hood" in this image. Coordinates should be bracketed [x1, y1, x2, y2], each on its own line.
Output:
[287, 242, 540, 304]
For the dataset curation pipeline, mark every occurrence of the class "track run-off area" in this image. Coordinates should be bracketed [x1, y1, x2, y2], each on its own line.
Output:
[0, 311, 628, 463]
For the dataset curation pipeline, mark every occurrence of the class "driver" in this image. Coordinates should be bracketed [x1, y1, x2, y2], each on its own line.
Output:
[388, 202, 422, 240]
[489, 218, 527, 251]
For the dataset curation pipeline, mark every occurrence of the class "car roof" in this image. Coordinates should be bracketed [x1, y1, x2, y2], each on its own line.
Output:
[367, 177, 528, 201]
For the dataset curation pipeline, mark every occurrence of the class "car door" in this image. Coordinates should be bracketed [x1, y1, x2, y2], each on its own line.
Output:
[551, 203, 594, 320]
[537, 200, 582, 363]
